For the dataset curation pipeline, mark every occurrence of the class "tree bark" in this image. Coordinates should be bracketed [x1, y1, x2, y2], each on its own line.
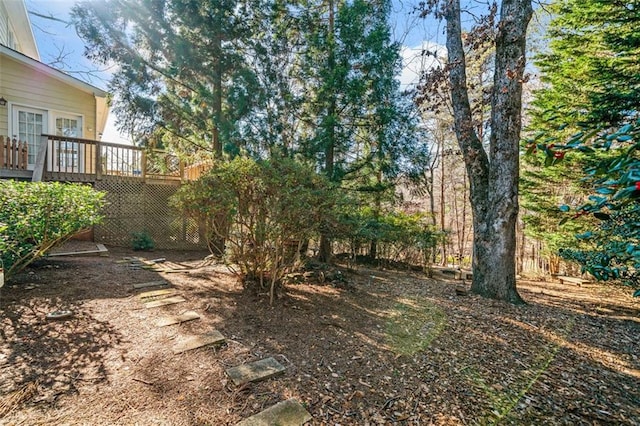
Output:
[319, 0, 337, 264]
[212, 24, 223, 158]
[439, 138, 447, 266]
[444, 0, 531, 304]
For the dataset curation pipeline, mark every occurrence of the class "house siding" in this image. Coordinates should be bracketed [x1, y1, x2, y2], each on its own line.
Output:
[0, 55, 97, 140]
[0, 2, 8, 47]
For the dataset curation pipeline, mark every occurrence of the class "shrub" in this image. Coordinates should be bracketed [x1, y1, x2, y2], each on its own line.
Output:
[332, 206, 440, 266]
[552, 119, 640, 296]
[0, 181, 104, 278]
[131, 230, 155, 251]
[172, 157, 339, 303]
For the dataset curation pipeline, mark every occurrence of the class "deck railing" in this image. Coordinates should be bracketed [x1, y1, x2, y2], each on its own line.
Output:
[0, 134, 212, 183]
[42, 134, 186, 182]
[0, 136, 28, 170]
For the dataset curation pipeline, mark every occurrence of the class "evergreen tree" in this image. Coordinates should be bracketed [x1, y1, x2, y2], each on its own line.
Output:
[524, 0, 640, 275]
[531, 0, 640, 131]
[297, 0, 425, 261]
[72, 0, 259, 157]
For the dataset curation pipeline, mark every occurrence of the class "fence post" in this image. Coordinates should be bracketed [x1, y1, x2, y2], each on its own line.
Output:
[95, 139, 102, 180]
[32, 135, 49, 181]
[141, 150, 147, 182]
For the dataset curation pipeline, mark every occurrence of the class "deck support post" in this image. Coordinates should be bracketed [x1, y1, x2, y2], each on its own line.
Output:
[31, 135, 48, 182]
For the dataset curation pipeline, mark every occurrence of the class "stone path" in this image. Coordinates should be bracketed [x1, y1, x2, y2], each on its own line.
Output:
[225, 357, 286, 386]
[138, 289, 178, 300]
[133, 280, 170, 289]
[173, 331, 226, 354]
[143, 296, 186, 309]
[236, 399, 312, 426]
[129, 261, 311, 425]
[156, 311, 200, 327]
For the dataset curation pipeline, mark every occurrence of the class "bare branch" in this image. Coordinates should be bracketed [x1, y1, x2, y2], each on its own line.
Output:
[28, 10, 72, 27]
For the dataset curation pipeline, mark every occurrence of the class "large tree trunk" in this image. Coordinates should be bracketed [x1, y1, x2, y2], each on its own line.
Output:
[445, 0, 531, 304]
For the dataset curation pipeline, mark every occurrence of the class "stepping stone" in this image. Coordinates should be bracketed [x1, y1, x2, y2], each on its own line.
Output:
[225, 357, 286, 386]
[133, 280, 170, 289]
[144, 296, 186, 309]
[156, 311, 200, 327]
[142, 265, 162, 270]
[138, 289, 177, 300]
[173, 330, 226, 354]
[236, 399, 311, 426]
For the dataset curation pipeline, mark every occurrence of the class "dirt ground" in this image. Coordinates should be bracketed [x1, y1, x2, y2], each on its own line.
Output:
[0, 245, 638, 425]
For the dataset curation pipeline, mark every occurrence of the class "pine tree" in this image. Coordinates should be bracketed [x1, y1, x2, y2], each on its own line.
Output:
[297, 0, 424, 261]
[72, 0, 259, 157]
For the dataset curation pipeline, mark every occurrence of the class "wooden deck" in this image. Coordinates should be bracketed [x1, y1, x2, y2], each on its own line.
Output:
[1, 134, 210, 184]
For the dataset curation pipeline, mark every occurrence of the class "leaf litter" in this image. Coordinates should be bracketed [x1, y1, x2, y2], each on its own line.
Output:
[0, 246, 637, 425]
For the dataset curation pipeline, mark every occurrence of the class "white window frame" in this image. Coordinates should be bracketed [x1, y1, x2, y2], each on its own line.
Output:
[52, 113, 84, 172]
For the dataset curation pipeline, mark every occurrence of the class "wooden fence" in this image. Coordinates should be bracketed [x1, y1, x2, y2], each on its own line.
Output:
[0, 136, 28, 170]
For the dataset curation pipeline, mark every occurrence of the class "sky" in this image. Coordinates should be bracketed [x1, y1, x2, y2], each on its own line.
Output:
[22, 0, 459, 144]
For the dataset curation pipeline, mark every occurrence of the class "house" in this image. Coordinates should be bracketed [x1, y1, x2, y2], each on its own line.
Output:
[0, 0, 109, 179]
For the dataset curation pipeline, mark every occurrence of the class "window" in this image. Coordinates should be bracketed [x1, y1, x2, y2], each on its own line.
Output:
[53, 115, 83, 172]
[56, 117, 80, 138]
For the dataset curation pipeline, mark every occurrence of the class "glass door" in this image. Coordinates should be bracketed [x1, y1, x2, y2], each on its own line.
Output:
[13, 107, 48, 170]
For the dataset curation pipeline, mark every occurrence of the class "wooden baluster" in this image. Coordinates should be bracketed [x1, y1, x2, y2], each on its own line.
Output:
[95, 139, 102, 180]
[57, 139, 62, 174]
[0, 136, 5, 169]
[141, 150, 147, 182]
[11, 137, 17, 169]
[7, 137, 10, 169]
[20, 141, 27, 170]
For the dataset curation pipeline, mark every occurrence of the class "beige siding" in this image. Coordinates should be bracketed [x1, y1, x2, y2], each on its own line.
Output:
[0, 2, 8, 46]
[0, 55, 97, 139]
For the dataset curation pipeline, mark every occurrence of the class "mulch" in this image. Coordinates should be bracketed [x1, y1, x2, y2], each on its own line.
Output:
[0, 246, 638, 425]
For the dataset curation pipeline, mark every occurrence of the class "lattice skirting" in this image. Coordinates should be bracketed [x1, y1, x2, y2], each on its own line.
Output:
[94, 178, 205, 250]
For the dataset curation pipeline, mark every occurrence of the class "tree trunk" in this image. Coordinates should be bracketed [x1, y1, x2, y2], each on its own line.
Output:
[319, 0, 337, 264]
[439, 143, 447, 266]
[517, 218, 525, 275]
[369, 239, 378, 260]
[445, 0, 531, 304]
[318, 236, 332, 263]
[428, 165, 437, 263]
[213, 26, 223, 157]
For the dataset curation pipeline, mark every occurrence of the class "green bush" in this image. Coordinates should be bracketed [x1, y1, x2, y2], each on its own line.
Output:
[332, 205, 440, 265]
[172, 157, 339, 302]
[552, 119, 640, 296]
[0, 181, 104, 278]
[131, 230, 155, 251]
